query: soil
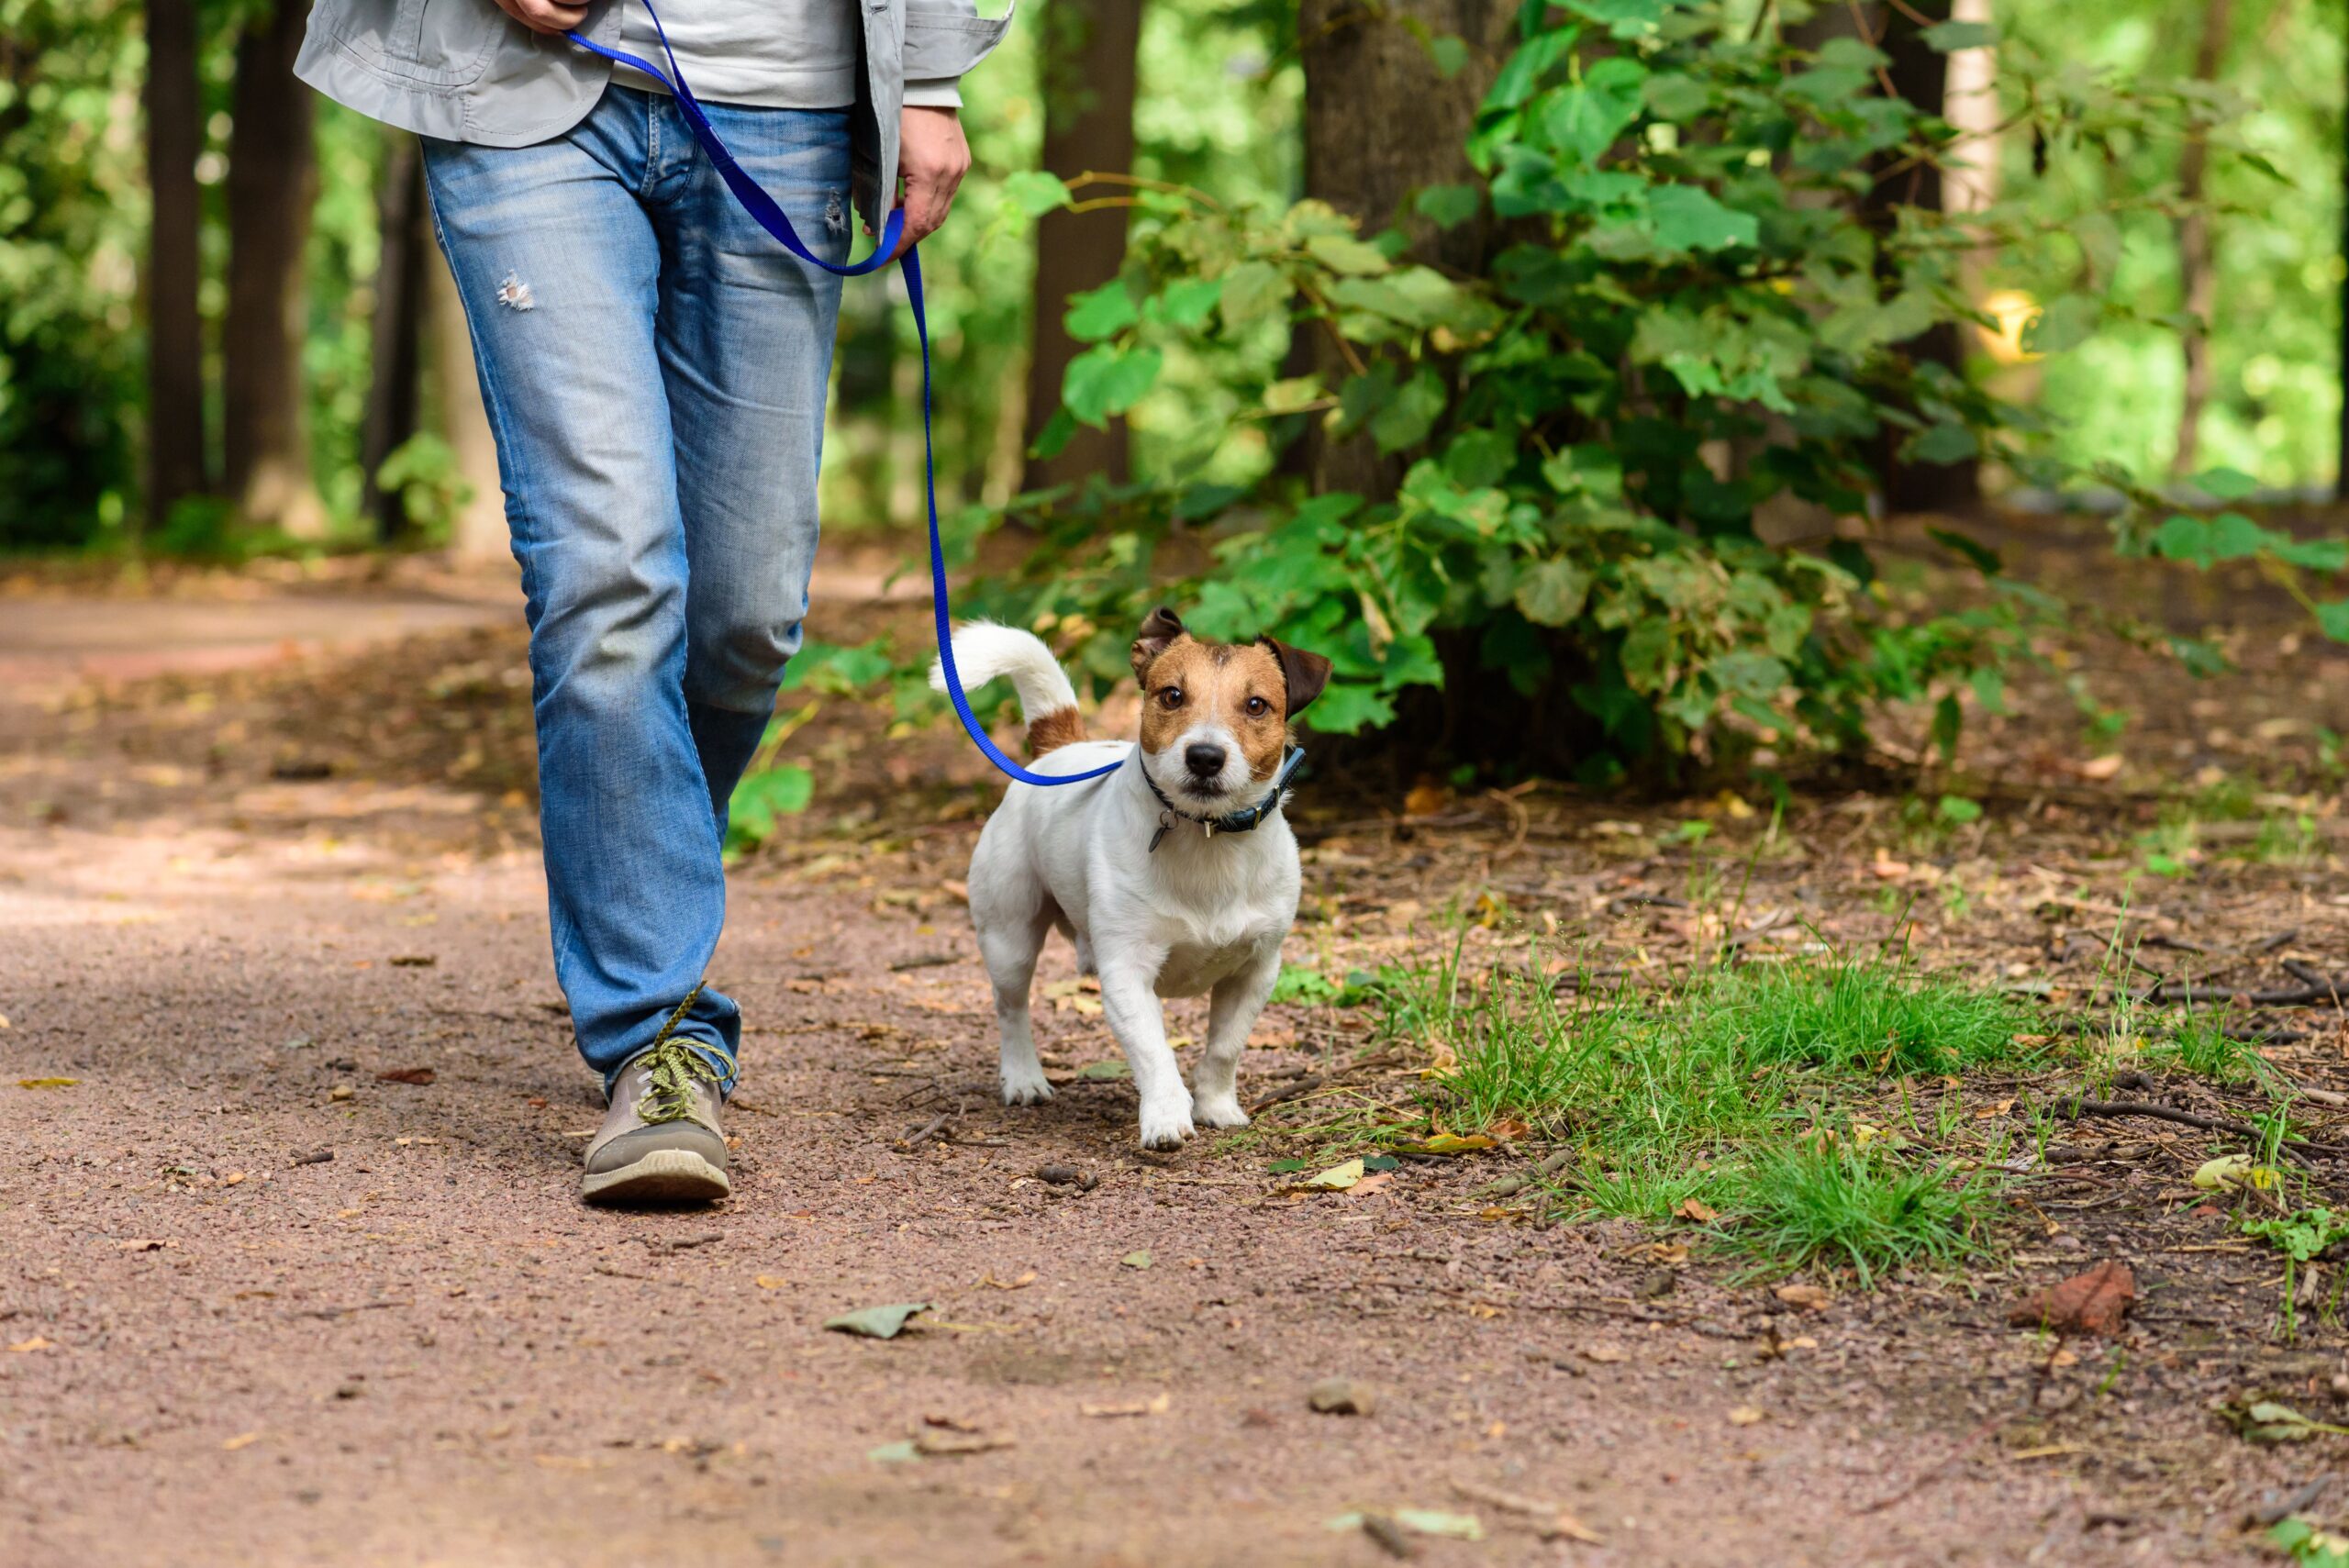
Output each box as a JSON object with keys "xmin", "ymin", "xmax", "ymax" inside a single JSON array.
[{"xmin": 5, "ymin": 555, "xmax": 2349, "ymax": 1566}]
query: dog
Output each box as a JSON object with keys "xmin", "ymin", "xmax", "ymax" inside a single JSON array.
[{"xmin": 930, "ymin": 608, "xmax": 1331, "ymax": 1149}]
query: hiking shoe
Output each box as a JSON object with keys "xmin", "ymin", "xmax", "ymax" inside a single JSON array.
[{"xmin": 582, "ymin": 1034, "xmax": 731, "ymax": 1206}]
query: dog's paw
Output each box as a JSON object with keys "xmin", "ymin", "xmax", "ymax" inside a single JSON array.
[
  {"xmin": 1000, "ymin": 1067, "xmax": 1056, "ymax": 1106},
  {"xmin": 1137, "ymin": 1097, "xmax": 1196, "ymax": 1151},
  {"xmin": 1193, "ymin": 1094, "xmax": 1250, "ymax": 1130}
]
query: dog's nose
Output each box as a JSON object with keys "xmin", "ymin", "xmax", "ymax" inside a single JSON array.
[{"xmin": 1184, "ymin": 741, "xmax": 1227, "ymax": 779}]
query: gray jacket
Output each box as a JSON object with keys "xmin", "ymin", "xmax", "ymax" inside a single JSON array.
[{"xmin": 295, "ymin": 0, "xmax": 1011, "ymax": 230}]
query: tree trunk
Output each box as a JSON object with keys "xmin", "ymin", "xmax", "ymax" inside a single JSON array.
[
  {"xmin": 1020, "ymin": 0, "xmax": 1144, "ymax": 494},
  {"xmin": 422, "ymin": 240, "xmax": 511, "ymax": 564},
  {"xmin": 2172, "ymin": 0, "xmax": 2232, "ymax": 478},
  {"xmin": 144, "ymin": 0, "xmax": 207, "ymax": 532},
  {"xmin": 362, "ymin": 137, "xmax": 428, "ymax": 541},
  {"xmin": 1297, "ymin": 0, "xmax": 1516, "ymax": 501},
  {"xmin": 1864, "ymin": 0, "xmax": 1981, "ymax": 515},
  {"xmin": 223, "ymin": 0, "xmax": 324, "ymax": 535}
]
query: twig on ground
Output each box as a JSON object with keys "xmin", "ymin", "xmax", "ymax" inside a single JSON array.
[{"xmin": 1854, "ymin": 1413, "xmax": 2003, "ymax": 1515}]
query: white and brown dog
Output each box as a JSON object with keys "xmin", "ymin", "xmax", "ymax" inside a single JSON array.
[{"xmin": 931, "ymin": 609, "xmax": 1331, "ymax": 1149}]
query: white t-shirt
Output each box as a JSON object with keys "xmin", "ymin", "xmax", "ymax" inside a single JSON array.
[{"xmin": 613, "ymin": 0, "xmax": 962, "ymax": 109}]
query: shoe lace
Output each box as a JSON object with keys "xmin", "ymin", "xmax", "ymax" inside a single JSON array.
[{"xmin": 631, "ymin": 983, "xmax": 732, "ymax": 1125}]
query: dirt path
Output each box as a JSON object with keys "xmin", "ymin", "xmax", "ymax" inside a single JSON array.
[{"xmin": 0, "ymin": 582, "xmax": 2321, "ymax": 1566}]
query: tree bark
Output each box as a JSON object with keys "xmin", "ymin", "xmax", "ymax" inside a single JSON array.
[
  {"xmin": 223, "ymin": 0, "xmax": 324, "ymax": 534},
  {"xmin": 144, "ymin": 0, "xmax": 207, "ymax": 531},
  {"xmin": 422, "ymin": 241, "xmax": 511, "ymax": 564},
  {"xmin": 362, "ymin": 137, "xmax": 428, "ymax": 541},
  {"xmin": 1020, "ymin": 0, "xmax": 1144, "ymax": 494},
  {"xmin": 2171, "ymin": 0, "xmax": 2232, "ymax": 478},
  {"xmin": 1297, "ymin": 0, "xmax": 1515, "ymax": 501},
  {"xmin": 1863, "ymin": 0, "xmax": 1981, "ymax": 515}
]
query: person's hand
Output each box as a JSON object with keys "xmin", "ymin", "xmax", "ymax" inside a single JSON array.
[
  {"xmin": 885, "ymin": 106, "xmax": 971, "ymax": 259},
  {"xmin": 494, "ymin": 0, "xmax": 584, "ymax": 36}
]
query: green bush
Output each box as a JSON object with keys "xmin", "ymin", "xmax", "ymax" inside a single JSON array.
[{"xmin": 967, "ymin": 0, "xmax": 2341, "ymax": 782}]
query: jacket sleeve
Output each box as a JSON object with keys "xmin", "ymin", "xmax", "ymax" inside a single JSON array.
[{"xmin": 901, "ymin": 0, "xmax": 1014, "ymax": 109}]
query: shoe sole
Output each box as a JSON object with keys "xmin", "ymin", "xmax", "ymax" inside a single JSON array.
[{"xmin": 581, "ymin": 1148, "xmax": 731, "ymax": 1206}]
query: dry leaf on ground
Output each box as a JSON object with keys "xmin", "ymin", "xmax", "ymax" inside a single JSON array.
[{"xmin": 2007, "ymin": 1260, "xmax": 2135, "ymax": 1338}]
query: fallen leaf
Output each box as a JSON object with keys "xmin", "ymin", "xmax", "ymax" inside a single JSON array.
[
  {"xmin": 1302, "ymin": 1159, "xmax": 1364, "ymax": 1192},
  {"xmin": 2229, "ymin": 1400, "xmax": 2349, "ymax": 1444},
  {"xmin": 754, "ymin": 1275, "xmax": 786, "ymax": 1290},
  {"xmin": 1402, "ymin": 783, "xmax": 1448, "ymax": 817},
  {"xmin": 1729, "ymin": 1406, "xmax": 1765, "ymax": 1426},
  {"xmin": 1074, "ymin": 1059, "xmax": 1128, "ymax": 1079},
  {"xmin": 375, "ymin": 1067, "xmax": 436, "ymax": 1085},
  {"xmin": 1773, "ymin": 1283, "xmax": 1831, "ymax": 1311},
  {"xmin": 389, "ymin": 954, "xmax": 438, "ymax": 968},
  {"xmin": 222, "ymin": 1432, "xmax": 262, "ymax": 1451},
  {"xmin": 979, "ymin": 1271, "xmax": 1038, "ymax": 1290},
  {"xmin": 220, "ymin": 1171, "xmax": 246, "ymax": 1187},
  {"xmin": 1120, "ymin": 1250, "xmax": 1152, "ymax": 1270},
  {"xmin": 1329, "ymin": 1509, "xmax": 1484, "ymax": 1543},
  {"xmin": 2192, "ymin": 1153, "xmax": 2277, "ymax": 1192},
  {"xmin": 867, "ymin": 1440, "xmax": 921, "ymax": 1464},
  {"xmin": 1675, "ymin": 1196, "xmax": 1719, "ymax": 1224},
  {"xmin": 17, "ymin": 1078, "xmax": 77, "ymax": 1090},
  {"xmin": 117, "ymin": 1239, "xmax": 171, "ymax": 1251},
  {"xmin": 1578, "ymin": 1344, "xmax": 1629, "ymax": 1364},
  {"xmin": 533, "ymin": 1454, "xmax": 599, "ymax": 1471},
  {"xmin": 1449, "ymin": 1478, "xmax": 1604, "ymax": 1544},
  {"xmin": 1870, "ymin": 851, "xmax": 1911, "ymax": 879},
  {"xmin": 1402, "ymin": 1133, "xmax": 1496, "ymax": 1156},
  {"xmin": 921, "ymin": 1412, "xmax": 983, "ymax": 1432},
  {"xmin": 2007, "ymin": 1260, "xmax": 2134, "ymax": 1338},
  {"xmin": 9, "ymin": 1337, "xmax": 54, "ymax": 1353},
  {"xmin": 1080, "ymin": 1392, "xmax": 1172, "ymax": 1418},
  {"xmin": 1308, "ymin": 1376, "xmax": 1376, "ymax": 1416},
  {"xmin": 2077, "ymin": 753, "xmax": 2125, "ymax": 781},
  {"xmin": 822, "ymin": 1302, "xmax": 930, "ymax": 1339},
  {"xmin": 913, "ymin": 1428, "xmax": 1015, "ymax": 1456},
  {"xmin": 1349, "ymin": 1172, "xmax": 1395, "ymax": 1198}
]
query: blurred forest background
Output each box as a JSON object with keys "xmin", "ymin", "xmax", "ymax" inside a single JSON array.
[
  {"xmin": 7, "ymin": 0, "xmax": 2349, "ymax": 787},
  {"xmin": 3, "ymin": 0, "xmax": 2341, "ymax": 554}
]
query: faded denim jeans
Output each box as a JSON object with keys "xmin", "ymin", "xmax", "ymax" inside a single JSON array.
[{"xmin": 422, "ymin": 85, "xmax": 851, "ymax": 1093}]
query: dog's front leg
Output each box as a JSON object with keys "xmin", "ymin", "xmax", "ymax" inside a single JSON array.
[
  {"xmin": 1097, "ymin": 954, "xmax": 1191, "ymax": 1150},
  {"xmin": 1194, "ymin": 943, "xmax": 1281, "ymax": 1129}
]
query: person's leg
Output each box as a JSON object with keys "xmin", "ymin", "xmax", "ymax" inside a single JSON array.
[
  {"xmin": 421, "ymin": 89, "xmax": 742, "ymax": 1093},
  {"xmin": 643, "ymin": 97, "xmax": 854, "ymax": 833}
]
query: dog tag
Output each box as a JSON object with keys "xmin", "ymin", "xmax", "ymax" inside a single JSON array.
[{"xmin": 1149, "ymin": 816, "xmax": 1171, "ymax": 853}]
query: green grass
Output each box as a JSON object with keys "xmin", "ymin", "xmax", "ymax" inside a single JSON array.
[
  {"xmin": 1370, "ymin": 941, "xmax": 2044, "ymax": 1285},
  {"xmin": 1713, "ymin": 1142, "xmax": 2001, "ymax": 1287}
]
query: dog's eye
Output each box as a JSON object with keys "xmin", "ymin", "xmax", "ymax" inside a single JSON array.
[
  {"xmin": 1158, "ymin": 686, "xmax": 1185, "ymax": 709},
  {"xmin": 1244, "ymin": 695, "xmax": 1269, "ymax": 717}
]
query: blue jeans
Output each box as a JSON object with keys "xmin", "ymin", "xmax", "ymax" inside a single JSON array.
[{"xmin": 422, "ymin": 86, "xmax": 851, "ymax": 1092}]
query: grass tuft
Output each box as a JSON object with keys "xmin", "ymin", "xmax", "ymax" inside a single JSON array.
[{"xmin": 1712, "ymin": 1143, "xmax": 1999, "ymax": 1287}]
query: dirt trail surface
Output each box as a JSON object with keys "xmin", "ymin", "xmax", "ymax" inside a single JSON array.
[{"xmin": 0, "ymin": 569, "xmax": 2337, "ymax": 1565}]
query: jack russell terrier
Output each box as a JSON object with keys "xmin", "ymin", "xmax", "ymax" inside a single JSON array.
[{"xmin": 931, "ymin": 609, "xmax": 1331, "ymax": 1149}]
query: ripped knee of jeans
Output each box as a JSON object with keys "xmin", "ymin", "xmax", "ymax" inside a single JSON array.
[
  {"xmin": 495, "ymin": 272, "xmax": 537, "ymax": 311},
  {"xmin": 823, "ymin": 191, "xmax": 846, "ymax": 238}
]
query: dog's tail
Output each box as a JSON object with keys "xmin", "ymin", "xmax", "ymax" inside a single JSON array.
[{"xmin": 930, "ymin": 622, "xmax": 1085, "ymax": 755}]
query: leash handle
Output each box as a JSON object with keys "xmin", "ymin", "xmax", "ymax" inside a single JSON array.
[{"xmin": 565, "ymin": 5, "xmax": 1121, "ymax": 787}]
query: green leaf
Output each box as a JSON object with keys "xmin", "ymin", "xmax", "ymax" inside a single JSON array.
[
  {"xmin": 1063, "ymin": 282, "xmax": 1138, "ymax": 342},
  {"xmin": 1541, "ymin": 58, "xmax": 1646, "ymax": 166},
  {"xmin": 1370, "ymin": 367, "xmax": 1447, "ymax": 453},
  {"xmin": 1416, "ymin": 183, "xmax": 1483, "ymax": 228},
  {"xmin": 1905, "ymin": 422, "xmax": 1977, "ymax": 465},
  {"xmin": 1076, "ymin": 1059, "xmax": 1130, "ymax": 1080},
  {"xmin": 1936, "ymin": 795, "xmax": 1982, "ymax": 825},
  {"xmin": 1303, "ymin": 682, "xmax": 1399, "ymax": 734},
  {"xmin": 1306, "ymin": 233, "xmax": 1392, "ymax": 276},
  {"xmin": 1563, "ymin": 0, "xmax": 1666, "ymax": 39},
  {"xmin": 2317, "ymin": 601, "xmax": 2349, "ymax": 642},
  {"xmin": 1063, "ymin": 344, "xmax": 1163, "ymax": 427},
  {"xmin": 1920, "ymin": 19, "xmax": 1997, "ymax": 50},
  {"xmin": 1646, "ymin": 184, "xmax": 1756, "ymax": 252},
  {"xmin": 1000, "ymin": 171, "xmax": 1073, "ymax": 217},
  {"xmin": 2192, "ymin": 466, "xmax": 2257, "ymax": 501},
  {"xmin": 1514, "ymin": 559, "xmax": 1592, "ymax": 627},
  {"xmin": 1147, "ymin": 275, "xmax": 1225, "ymax": 330},
  {"xmin": 1482, "ymin": 26, "xmax": 1580, "ymax": 114},
  {"xmin": 1926, "ymin": 527, "xmax": 2001, "ymax": 575},
  {"xmin": 824, "ymin": 1302, "xmax": 930, "ymax": 1340},
  {"xmin": 1218, "ymin": 261, "xmax": 1290, "ymax": 328}
]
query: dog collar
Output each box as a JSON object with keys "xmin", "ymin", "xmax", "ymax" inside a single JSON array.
[{"xmin": 1142, "ymin": 747, "xmax": 1306, "ymax": 853}]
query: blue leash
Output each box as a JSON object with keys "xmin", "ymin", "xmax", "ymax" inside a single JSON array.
[{"xmin": 567, "ymin": 4, "xmax": 1120, "ymax": 787}]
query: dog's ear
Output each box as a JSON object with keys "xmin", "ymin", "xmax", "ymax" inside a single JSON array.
[
  {"xmin": 1130, "ymin": 606, "xmax": 1187, "ymax": 680},
  {"xmin": 1259, "ymin": 636, "xmax": 1332, "ymax": 719}
]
